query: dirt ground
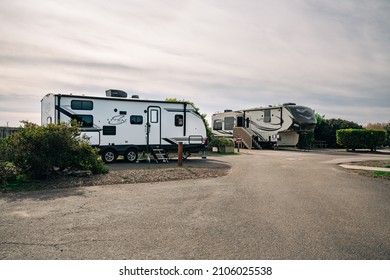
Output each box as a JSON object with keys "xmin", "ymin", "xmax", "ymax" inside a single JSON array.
[
  {"xmin": 0, "ymin": 164, "xmax": 231, "ymax": 192},
  {"xmin": 48, "ymin": 166, "xmax": 230, "ymax": 189}
]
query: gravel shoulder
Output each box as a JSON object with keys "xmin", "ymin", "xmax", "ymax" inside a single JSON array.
[
  {"xmin": 46, "ymin": 166, "xmax": 230, "ymax": 190},
  {"xmin": 1, "ymin": 157, "xmax": 231, "ymax": 192}
]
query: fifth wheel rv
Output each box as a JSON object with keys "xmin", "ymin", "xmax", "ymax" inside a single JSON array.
[
  {"xmin": 212, "ymin": 103, "xmax": 316, "ymax": 148},
  {"xmin": 41, "ymin": 90, "xmax": 207, "ymax": 163}
]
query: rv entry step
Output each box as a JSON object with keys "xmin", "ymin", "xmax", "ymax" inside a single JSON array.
[{"xmin": 151, "ymin": 148, "xmax": 169, "ymax": 163}]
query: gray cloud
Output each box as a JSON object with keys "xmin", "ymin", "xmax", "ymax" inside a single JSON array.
[{"xmin": 0, "ymin": 0, "xmax": 389, "ymax": 126}]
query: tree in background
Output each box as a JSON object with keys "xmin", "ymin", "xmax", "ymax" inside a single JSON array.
[
  {"xmin": 165, "ymin": 98, "xmax": 213, "ymax": 142},
  {"xmin": 314, "ymin": 114, "xmax": 362, "ymax": 148},
  {"xmin": 365, "ymin": 122, "xmax": 390, "ymax": 146}
]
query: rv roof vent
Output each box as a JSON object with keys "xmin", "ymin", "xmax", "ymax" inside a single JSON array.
[
  {"xmin": 224, "ymin": 109, "xmax": 233, "ymax": 112},
  {"xmin": 106, "ymin": 89, "xmax": 128, "ymax": 98},
  {"xmin": 131, "ymin": 95, "xmax": 139, "ymax": 99}
]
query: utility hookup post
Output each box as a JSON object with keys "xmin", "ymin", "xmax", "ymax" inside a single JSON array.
[
  {"xmin": 178, "ymin": 142, "xmax": 183, "ymax": 167},
  {"xmin": 236, "ymin": 137, "xmax": 242, "ymax": 153}
]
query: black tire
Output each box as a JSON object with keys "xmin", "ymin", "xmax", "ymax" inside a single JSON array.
[
  {"xmin": 102, "ymin": 149, "xmax": 117, "ymax": 163},
  {"xmin": 125, "ymin": 148, "xmax": 138, "ymax": 163}
]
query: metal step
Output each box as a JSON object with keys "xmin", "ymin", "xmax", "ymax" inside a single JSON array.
[{"xmin": 151, "ymin": 148, "xmax": 168, "ymax": 163}]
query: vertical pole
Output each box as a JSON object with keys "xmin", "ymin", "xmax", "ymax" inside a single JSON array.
[{"xmin": 178, "ymin": 142, "xmax": 183, "ymax": 167}]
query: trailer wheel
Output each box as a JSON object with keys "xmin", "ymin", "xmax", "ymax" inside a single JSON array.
[
  {"xmin": 125, "ymin": 149, "xmax": 138, "ymax": 163},
  {"xmin": 102, "ymin": 149, "xmax": 117, "ymax": 163}
]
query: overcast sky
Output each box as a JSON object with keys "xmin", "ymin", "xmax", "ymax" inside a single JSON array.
[{"xmin": 1, "ymin": 0, "xmax": 389, "ymax": 127}]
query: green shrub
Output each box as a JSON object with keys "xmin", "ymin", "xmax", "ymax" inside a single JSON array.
[
  {"xmin": 1, "ymin": 121, "xmax": 108, "ymax": 179},
  {"xmin": 336, "ymin": 129, "xmax": 387, "ymax": 151},
  {"xmin": 210, "ymin": 137, "xmax": 235, "ymax": 153},
  {"xmin": 297, "ymin": 131, "xmax": 314, "ymax": 149},
  {"xmin": 210, "ymin": 137, "xmax": 235, "ymax": 150},
  {"xmin": 314, "ymin": 115, "xmax": 362, "ymax": 148},
  {"xmin": 0, "ymin": 161, "xmax": 19, "ymax": 184}
]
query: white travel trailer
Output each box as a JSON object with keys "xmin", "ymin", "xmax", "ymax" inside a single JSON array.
[
  {"xmin": 212, "ymin": 103, "xmax": 316, "ymax": 148},
  {"xmin": 41, "ymin": 90, "xmax": 207, "ymax": 163}
]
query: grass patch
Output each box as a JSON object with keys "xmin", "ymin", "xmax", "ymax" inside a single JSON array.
[
  {"xmin": 374, "ymin": 171, "xmax": 390, "ymax": 178},
  {"xmin": 1, "ymin": 176, "xmax": 46, "ymax": 192}
]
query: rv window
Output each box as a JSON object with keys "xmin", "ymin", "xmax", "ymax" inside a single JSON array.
[
  {"xmin": 103, "ymin": 126, "xmax": 116, "ymax": 135},
  {"xmin": 72, "ymin": 115, "xmax": 93, "ymax": 127},
  {"xmin": 237, "ymin": 117, "xmax": 243, "ymax": 127},
  {"xmin": 213, "ymin": 120, "xmax": 222, "ymax": 130},
  {"xmin": 150, "ymin": 109, "xmax": 158, "ymax": 123},
  {"xmin": 175, "ymin": 115, "xmax": 183, "ymax": 127},
  {"xmin": 264, "ymin": 109, "xmax": 271, "ymax": 123},
  {"xmin": 130, "ymin": 115, "xmax": 143, "ymax": 125},
  {"xmin": 224, "ymin": 117, "xmax": 234, "ymax": 130},
  {"xmin": 71, "ymin": 100, "xmax": 93, "ymax": 110}
]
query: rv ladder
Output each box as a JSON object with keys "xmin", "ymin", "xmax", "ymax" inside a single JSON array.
[{"xmin": 151, "ymin": 148, "xmax": 169, "ymax": 163}]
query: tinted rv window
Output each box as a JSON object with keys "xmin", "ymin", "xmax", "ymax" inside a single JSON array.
[
  {"xmin": 72, "ymin": 115, "xmax": 93, "ymax": 127},
  {"xmin": 71, "ymin": 100, "xmax": 93, "ymax": 110},
  {"xmin": 213, "ymin": 120, "xmax": 222, "ymax": 130},
  {"xmin": 264, "ymin": 109, "xmax": 271, "ymax": 123},
  {"xmin": 130, "ymin": 115, "xmax": 143, "ymax": 125},
  {"xmin": 224, "ymin": 117, "xmax": 234, "ymax": 130},
  {"xmin": 175, "ymin": 115, "xmax": 183, "ymax": 126},
  {"xmin": 237, "ymin": 117, "xmax": 243, "ymax": 127},
  {"xmin": 103, "ymin": 126, "xmax": 116, "ymax": 135}
]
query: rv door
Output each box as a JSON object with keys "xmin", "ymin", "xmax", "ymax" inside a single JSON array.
[{"xmin": 146, "ymin": 106, "xmax": 161, "ymax": 147}]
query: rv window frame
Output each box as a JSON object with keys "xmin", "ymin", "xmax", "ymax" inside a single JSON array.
[
  {"xmin": 71, "ymin": 100, "xmax": 93, "ymax": 110},
  {"xmin": 213, "ymin": 120, "xmax": 223, "ymax": 130},
  {"xmin": 102, "ymin": 126, "xmax": 116, "ymax": 135},
  {"xmin": 264, "ymin": 109, "xmax": 271, "ymax": 123},
  {"xmin": 71, "ymin": 115, "xmax": 93, "ymax": 127},
  {"xmin": 175, "ymin": 114, "xmax": 184, "ymax": 127},
  {"xmin": 150, "ymin": 109, "xmax": 159, "ymax": 123},
  {"xmin": 130, "ymin": 115, "xmax": 143, "ymax": 125},
  {"xmin": 224, "ymin": 116, "xmax": 235, "ymax": 130}
]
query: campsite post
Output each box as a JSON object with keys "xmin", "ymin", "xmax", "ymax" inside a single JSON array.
[{"xmin": 178, "ymin": 142, "xmax": 183, "ymax": 167}]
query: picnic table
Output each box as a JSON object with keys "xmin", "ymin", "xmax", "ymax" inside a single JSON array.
[{"xmin": 312, "ymin": 140, "xmax": 328, "ymax": 149}]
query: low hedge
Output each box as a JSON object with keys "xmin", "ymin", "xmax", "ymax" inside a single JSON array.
[
  {"xmin": 336, "ymin": 129, "xmax": 387, "ymax": 151},
  {"xmin": 210, "ymin": 137, "xmax": 235, "ymax": 153},
  {"xmin": 0, "ymin": 121, "xmax": 108, "ymax": 180}
]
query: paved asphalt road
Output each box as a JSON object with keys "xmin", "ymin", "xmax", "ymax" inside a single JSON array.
[{"xmin": 1, "ymin": 150, "xmax": 390, "ymax": 259}]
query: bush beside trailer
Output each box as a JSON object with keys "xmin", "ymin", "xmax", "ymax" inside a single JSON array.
[{"xmin": 41, "ymin": 90, "xmax": 207, "ymax": 163}]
